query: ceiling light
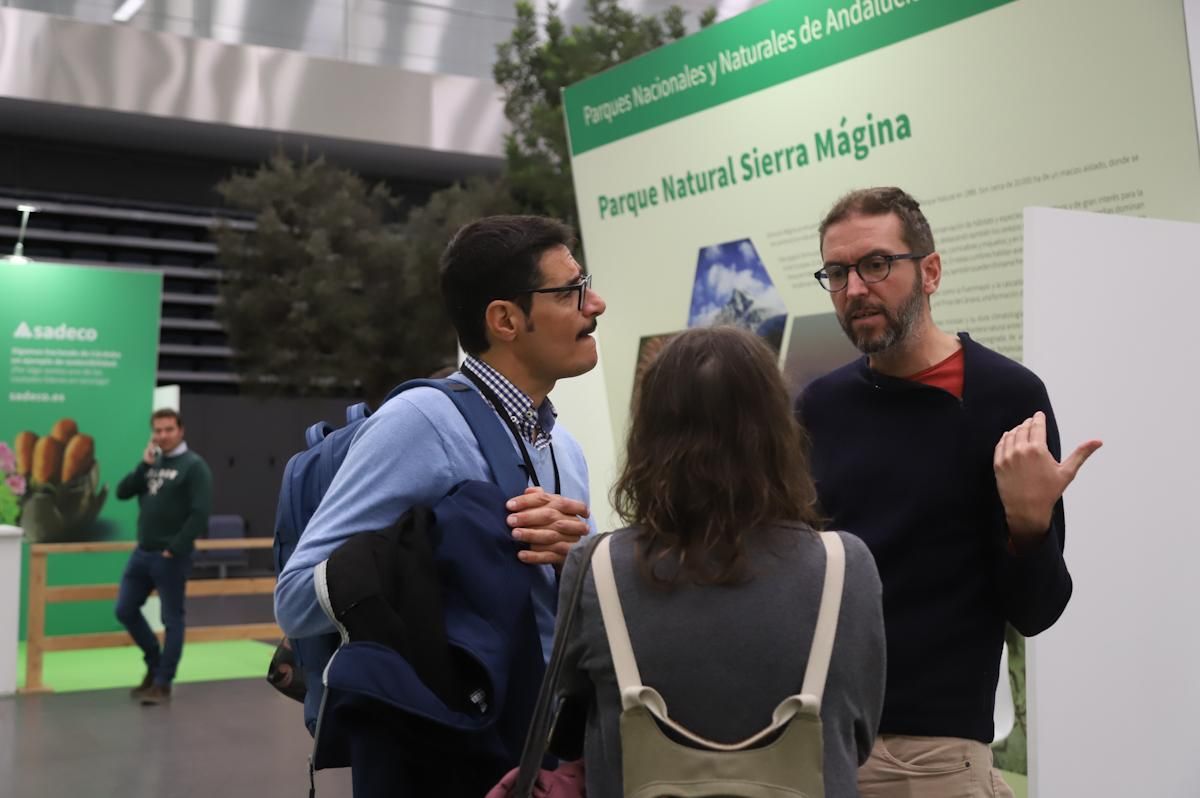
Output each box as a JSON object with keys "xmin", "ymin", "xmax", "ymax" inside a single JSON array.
[
  {"xmin": 8, "ymin": 203, "xmax": 38, "ymax": 263},
  {"xmin": 112, "ymin": 0, "xmax": 147, "ymax": 23}
]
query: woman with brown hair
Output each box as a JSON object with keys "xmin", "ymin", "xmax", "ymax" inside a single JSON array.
[{"xmin": 552, "ymin": 325, "xmax": 885, "ymax": 797}]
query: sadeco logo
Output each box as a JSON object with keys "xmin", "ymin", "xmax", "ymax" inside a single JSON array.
[{"xmin": 12, "ymin": 321, "xmax": 100, "ymax": 342}]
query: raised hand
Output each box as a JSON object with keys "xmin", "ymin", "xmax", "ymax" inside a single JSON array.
[
  {"xmin": 994, "ymin": 411, "xmax": 1102, "ymax": 541},
  {"xmin": 142, "ymin": 438, "xmax": 158, "ymax": 466}
]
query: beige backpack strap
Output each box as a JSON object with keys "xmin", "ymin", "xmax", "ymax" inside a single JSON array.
[
  {"xmin": 592, "ymin": 535, "xmax": 645, "ymax": 696},
  {"xmin": 592, "ymin": 532, "xmax": 837, "ymax": 753},
  {"xmin": 798, "ymin": 532, "xmax": 846, "ymax": 702}
]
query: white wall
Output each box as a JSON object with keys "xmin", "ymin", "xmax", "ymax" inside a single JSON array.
[{"xmin": 1023, "ymin": 208, "xmax": 1200, "ymax": 797}]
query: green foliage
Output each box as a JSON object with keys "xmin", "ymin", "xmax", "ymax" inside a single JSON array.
[
  {"xmin": 215, "ymin": 3, "xmax": 713, "ymax": 401},
  {"xmin": 0, "ymin": 486, "xmax": 18, "ymax": 526},
  {"xmin": 214, "ymin": 153, "xmax": 458, "ymax": 406},
  {"xmin": 495, "ymin": 0, "xmax": 714, "ymax": 228}
]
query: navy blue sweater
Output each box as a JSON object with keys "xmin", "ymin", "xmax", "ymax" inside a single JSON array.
[{"xmin": 798, "ymin": 333, "xmax": 1072, "ymax": 743}]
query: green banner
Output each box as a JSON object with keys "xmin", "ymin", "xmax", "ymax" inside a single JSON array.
[
  {"xmin": 1, "ymin": 261, "xmax": 161, "ymax": 636},
  {"xmin": 563, "ymin": 0, "xmax": 1015, "ymax": 156}
]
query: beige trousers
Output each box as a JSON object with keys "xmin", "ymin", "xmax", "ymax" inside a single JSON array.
[{"xmin": 858, "ymin": 735, "xmax": 1016, "ymax": 798}]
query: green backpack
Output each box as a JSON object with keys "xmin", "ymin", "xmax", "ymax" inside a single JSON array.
[{"xmin": 591, "ymin": 532, "xmax": 846, "ymax": 798}]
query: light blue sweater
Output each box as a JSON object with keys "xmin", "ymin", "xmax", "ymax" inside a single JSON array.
[{"xmin": 274, "ymin": 377, "xmax": 595, "ymax": 658}]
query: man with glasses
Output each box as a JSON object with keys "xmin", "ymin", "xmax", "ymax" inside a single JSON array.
[
  {"xmin": 275, "ymin": 214, "xmax": 605, "ymax": 794},
  {"xmin": 797, "ymin": 187, "xmax": 1101, "ymax": 798}
]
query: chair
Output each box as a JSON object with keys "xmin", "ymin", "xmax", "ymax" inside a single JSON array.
[{"xmin": 193, "ymin": 514, "xmax": 249, "ymax": 579}]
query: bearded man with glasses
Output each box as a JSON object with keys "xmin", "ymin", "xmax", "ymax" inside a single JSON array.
[{"xmin": 798, "ymin": 187, "xmax": 1102, "ymax": 798}]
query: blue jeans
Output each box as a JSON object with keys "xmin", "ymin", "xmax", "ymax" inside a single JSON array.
[{"xmin": 114, "ymin": 548, "xmax": 192, "ymax": 686}]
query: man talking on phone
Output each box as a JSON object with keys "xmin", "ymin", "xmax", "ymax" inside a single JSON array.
[{"xmin": 114, "ymin": 408, "xmax": 212, "ymax": 705}]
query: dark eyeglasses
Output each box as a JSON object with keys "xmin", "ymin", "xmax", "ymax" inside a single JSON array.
[
  {"xmin": 814, "ymin": 253, "xmax": 929, "ymax": 293},
  {"xmin": 515, "ymin": 273, "xmax": 593, "ymax": 311}
]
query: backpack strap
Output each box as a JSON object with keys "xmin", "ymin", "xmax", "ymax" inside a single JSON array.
[
  {"xmin": 305, "ymin": 421, "xmax": 333, "ymax": 449},
  {"xmin": 592, "ymin": 531, "xmax": 846, "ymax": 751},
  {"xmin": 592, "ymin": 535, "xmax": 644, "ymax": 694},
  {"xmin": 458, "ymin": 364, "xmax": 559, "ymax": 495},
  {"xmin": 316, "ymin": 429, "xmax": 341, "ymax": 492},
  {"xmin": 799, "ymin": 532, "xmax": 845, "ymax": 702},
  {"xmin": 509, "ymin": 531, "xmax": 610, "ymax": 798},
  {"xmin": 387, "ymin": 378, "xmax": 530, "ymax": 500},
  {"xmin": 344, "ymin": 402, "xmax": 370, "ymax": 424}
]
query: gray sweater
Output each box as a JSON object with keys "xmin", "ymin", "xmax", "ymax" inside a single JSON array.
[{"xmin": 555, "ymin": 524, "xmax": 886, "ymax": 798}]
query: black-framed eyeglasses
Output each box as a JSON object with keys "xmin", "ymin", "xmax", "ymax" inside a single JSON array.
[
  {"xmin": 814, "ymin": 253, "xmax": 929, "ymax": 293},
  {"xmin": 515, "ymin": 273, "xmax": 593, "ymax": 311}
]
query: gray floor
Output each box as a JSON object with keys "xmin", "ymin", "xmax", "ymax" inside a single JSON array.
[{"xmin": 0, "ymin": 679, "xmax": 353, "ymax": 798}]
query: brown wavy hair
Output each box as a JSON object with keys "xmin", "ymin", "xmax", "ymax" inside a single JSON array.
[{"xmin": 612, "ymin": 326, "xmax": 821, "ymax": 587}]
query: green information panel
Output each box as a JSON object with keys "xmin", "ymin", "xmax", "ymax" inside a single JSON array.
[
  {"xmin": 564, "ymin": 0, "xmax": 1200, "ymax": 783},
  {"xmin": 1, "ymin": 261, "xmax": 162, "ymax": 636},
  {"xmin": 565, "ymin": 0, "xmax": 1200, "ymax": 444}
]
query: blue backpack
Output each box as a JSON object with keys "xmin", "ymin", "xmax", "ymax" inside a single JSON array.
[{"xmin": 272, "ymin": 377, "xmax": 530, "ymax": 734}]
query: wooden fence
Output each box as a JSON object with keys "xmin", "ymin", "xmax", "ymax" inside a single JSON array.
[{"xmin": 23, "ymin": 537, "xmax": 280, "ymax": 693}]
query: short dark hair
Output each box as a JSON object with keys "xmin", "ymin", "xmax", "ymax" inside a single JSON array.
[
  {"xmin": 612, "ymin": 326, "xmax": 822, "ymax": 587},
  {"xmin": 150, "ymin": 408, "xmax": 182, "ymax": 427},
  {"xmin": 440, "ymin": 215, "xmax": 576, "ymax": 355},
  {"xmin": 819, "ymin": 186, "xmax": 935, "ymax": 256}
]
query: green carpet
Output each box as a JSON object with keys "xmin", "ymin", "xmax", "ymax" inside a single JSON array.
[{"xmin": 16, "ymin": 640, "xmax": 276, "ymax": 693}]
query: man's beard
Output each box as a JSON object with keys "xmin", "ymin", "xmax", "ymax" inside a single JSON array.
[{"xmin": 837, "ymin": 271, "xmax": 925, "ymax": 355}]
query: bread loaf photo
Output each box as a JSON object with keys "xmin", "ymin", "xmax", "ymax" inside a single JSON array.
[
  {"xmin": 49, "ymin": 418, "xmax": 79, "ymax": 443},
  {"xmin": 15, "ymin": 431, "xmax": 37, "ymax": 477},
  {"xmin": 61, "ymin": 434, "xmax": 96, "ymax": 484},
  {"xmin": 32, "ymin": 436, "xmax": 65, "ymax": 485}
]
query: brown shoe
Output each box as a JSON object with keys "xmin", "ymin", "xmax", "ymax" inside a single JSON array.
[
  {"xmin": 139, "ymin": 684, "xmax": 171, "ymax": 705},
  {"xmin": 129, "ymin": 671, "xmax": 155, "ymax": 699}
]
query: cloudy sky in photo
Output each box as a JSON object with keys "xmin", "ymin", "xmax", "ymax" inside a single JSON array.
[{"xmin": 688, "ymin": 239, "xmax": 788, "ymax": 327}]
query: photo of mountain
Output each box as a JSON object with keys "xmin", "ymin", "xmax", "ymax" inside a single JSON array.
[{"xmin": 687, "ymin": 238, "xmax": 788, "ymax": 353}]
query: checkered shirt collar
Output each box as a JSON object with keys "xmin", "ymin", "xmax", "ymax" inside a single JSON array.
[{"xmin": 461, "ymin": 356, "xmax": 556, "ymax": 450}]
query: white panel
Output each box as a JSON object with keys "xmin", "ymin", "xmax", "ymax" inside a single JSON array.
[
  {"xmin": 153, "ymin": 384, "xmax": 180, "ymax": 412},
  {"xmin": 1024, "ymin": 207, "xmax": 1200, "ymax": 798},
  {"xmin": 0, "ymin": 525, "xmax": 21, "ymax": 696}
]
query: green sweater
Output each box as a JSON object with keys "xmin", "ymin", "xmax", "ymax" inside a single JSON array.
[{"xmin": 116, "ymin": 449, "xmax": 212, "ymax": 556}]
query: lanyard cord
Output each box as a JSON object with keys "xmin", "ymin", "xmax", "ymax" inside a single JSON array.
[{"xmin": 459, "ymin": 364, "xmax": 561, "ymax": 495}]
